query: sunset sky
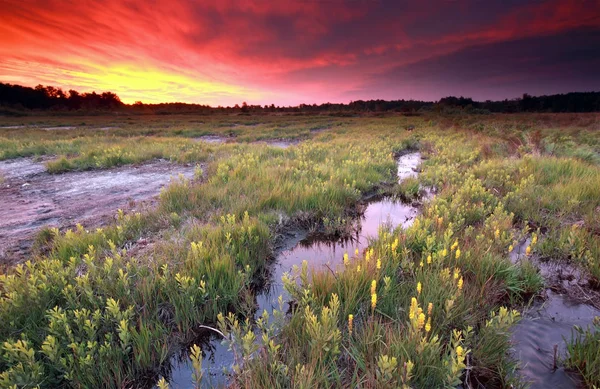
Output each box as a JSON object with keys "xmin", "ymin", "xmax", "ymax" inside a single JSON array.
[{"xmin": 1, "ymin": 0, "xmax": 599, "ymax": 106}]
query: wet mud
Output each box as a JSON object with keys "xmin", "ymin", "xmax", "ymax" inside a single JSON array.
[{"xmin": 0, "ymin": 158, "xmax": 195, "ymax": 263}]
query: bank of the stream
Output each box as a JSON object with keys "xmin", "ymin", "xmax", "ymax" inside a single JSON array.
[{"xmin": 164, "ymin": 152, "xmax": 425, "ymax": 388}]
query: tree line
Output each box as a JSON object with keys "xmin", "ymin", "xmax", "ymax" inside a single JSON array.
[
  {"xmin": 0, "ymin": 83, "xmax": 124, "ymax": 111},
  {"xmin": 1, "ymin": 82, "xmax": 599, "ymax": 114}
]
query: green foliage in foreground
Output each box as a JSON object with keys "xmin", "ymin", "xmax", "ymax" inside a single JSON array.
[
  {"xmin": 0, "ymin": 213, "xmax": 269, "ymax": 388},
  {"xmin": 565, "ymin": 318, "xmax": 600, "ymax": 387},
  {"xmin": 1, "ymin": 114, "xmax": 599, "ymax": 388}
]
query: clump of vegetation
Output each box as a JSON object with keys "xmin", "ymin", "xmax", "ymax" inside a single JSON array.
[
  {"xmin": 565, "ymin": 318, "xmax": 600, "ymax": 387},
  {"xmin": 394, "ymin": 176, "xmax": 421, "ymax": 201}
]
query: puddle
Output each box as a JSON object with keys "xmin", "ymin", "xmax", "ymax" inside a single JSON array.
[
  {"xmin": 167, "ymin": 333, "xmax": 230, "ymax": 389},
  {"xmin": 309, "ymin": 126, "xmax": 331, "ymax": 134},
  {"xmin": 192, "ymin": 137, "xmax": 299, "ymax": 149},
  {"xmin": 512, "ymin": 291, "xmax": 600, "ymax": 388},
  {"xmin": 194, "ymin": 135, "xmax": 228, "ymax": 144},
  {"xmin": 256, "ymin": 139, "xmax": 300, "ymax": 149},
  {"xmin": 396, "ymin": 152, "xmax": 421, "ymax": 180},
  {"xmin": 163, "ymin": 152, "xmax": 423, "ymax": 388},
  {"xmin": 42, "ymin": 126, "xmax": 77, "ymax": 131},
  {"xmin": 510, "ymin": 236, "xmax": 600, "ymax": 388},
  {"xmin": 0, "ymin": 159, "xmax": 195, "ymax": 263},
  {"xmin": 256, "ymin": 198, "xmax": 418, "ymax": 318}
]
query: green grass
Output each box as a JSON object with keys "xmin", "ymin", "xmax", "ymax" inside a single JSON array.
[
  {"xmin": 0, "ymin": 113, "xmax": 599, "ymax": 388},
  {"xmin": 565, "ymin": 319, "xmax": 600, "ymax": 387}
]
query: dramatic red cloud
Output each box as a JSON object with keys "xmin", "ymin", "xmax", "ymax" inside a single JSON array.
[{"xmin": 1, "ymin": 0, "xmax": 599, "ymax": 105}]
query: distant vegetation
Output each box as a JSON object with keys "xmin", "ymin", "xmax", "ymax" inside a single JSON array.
[
  {"xmin": 0, "ymin": 83, "xmax": 124, "ymax": 112},
  {"xmin": 1, "ymin": 82, "xmax": 600, "ymax": 115}
]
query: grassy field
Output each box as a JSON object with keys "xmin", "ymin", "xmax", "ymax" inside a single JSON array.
[{"xmin": 0, "ymin": 113, "xmax": 599, "ymax": 388}]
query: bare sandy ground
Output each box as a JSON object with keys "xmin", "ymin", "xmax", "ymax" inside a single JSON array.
[{"xmin": 0, "ymin": 158, "xmax": 194, "ymax": 263}]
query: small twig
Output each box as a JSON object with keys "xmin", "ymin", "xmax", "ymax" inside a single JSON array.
[
  {"xmin": 324, "ymin": 264, "xmax": 339, "ymax": 281},
  {"xmin": 197, "ymin": 324, "xmax": 226, "ymax": 338},
  {"xmin": 552, "ymin": 344, "xmax": 558, "ymax": 371},
  {"xmin": 464, "ymin": 353, "xmax": 472, "ymax": 388}
]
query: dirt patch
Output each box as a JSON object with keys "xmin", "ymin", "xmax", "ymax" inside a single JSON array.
[
  {"xmin": 0, "ymin": 158, "xmax": 48, "ymax": 179},
  {"xmin": 255, "ymin": 139, "xmax": 301, "ymax": 148},
  {"xmin": 0, "ymin": 158, "xmax": 195, "ymax": 264},
  {"xmin": 42, "ymin": 126, "xmax": 78, "ymax": 131},
  {"xmin": 309, "ymin": 126, "xmax": 331, "ymax": 134},
  {"xmin": 193, "ymin": 135, "xmax": 230, "ymax": 144}
]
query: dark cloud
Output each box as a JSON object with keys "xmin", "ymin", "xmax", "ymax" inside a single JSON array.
[{"xmin": 359, "ymin": 28, "xmax": 600, "ymax": 100}]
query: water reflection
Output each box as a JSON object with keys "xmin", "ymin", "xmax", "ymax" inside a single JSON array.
[{"xmin": 163, "ymin": 152, "xmax": 423, "ymax": 388}]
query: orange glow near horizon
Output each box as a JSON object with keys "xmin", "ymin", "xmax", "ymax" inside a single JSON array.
[
  {"xmin": 1, "ymin": 0, "xmax": 599, "ymax": 106},
  {"xmin": 2, "ymin": 59, "xmax": 264, "ymax": 105}
]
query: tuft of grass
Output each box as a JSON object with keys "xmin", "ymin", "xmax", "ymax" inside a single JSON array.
[
  {"xmin": 394, "ymin": 176, "xmax": 421, "ymax": 201},
  {"xmin": 565, "ymin": 319, "xmax": 600, "ymax": 387}
]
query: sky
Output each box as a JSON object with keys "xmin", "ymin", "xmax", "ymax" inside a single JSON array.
[{"xmin": 1, "ymin": 0, "xmax": 599, "ymax": 106}]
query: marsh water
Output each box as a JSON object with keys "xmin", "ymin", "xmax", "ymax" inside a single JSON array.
[
  {"xmin": 195, "ymin": 135, "xmax": 300, "ymax": 149},
  {"xmin": 164, "ymin": 152, "xmax": 424, "ymax": 388},
  {"xmin": 512, "ymin": 291, "xmax": 599, "ymax": 388},
  {"xmin": 510, "ymin": 238, "xmax": 600, "ymax": 388}
]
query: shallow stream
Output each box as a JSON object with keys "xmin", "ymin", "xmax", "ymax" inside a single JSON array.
[
  {"xmin": 510, "ymin": 238, "xmax": 600, "ymax": 388},
  {"xmin": 165, "ymin": 152, "xmax": 424, "ymax": 388}
]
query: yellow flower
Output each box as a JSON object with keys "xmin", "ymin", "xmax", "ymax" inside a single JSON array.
[
  {"xmin": 442, "ymin": 249, "xmax": 447, "ymax": 257},
  {"xmin": 457, "ymin": 277, "xmax": 463, "ymax": 290},
  {"xmin": 451, "ymin": 240, "xmax": 458, "ymax": 251},
  {"xmin": 365, "ymin": 248, "xmax": 373, "ymax": 263},
  {"xmin": 417, "ymin": 313, "xmax": 425, "ymax": 330},
  {"xmin": 348, "ymin": 314, "xmax": 354, "ymax": 335},
  {"xmin": 355, "ymin": 248, "xmax": 359, "ymax": 256},
  {"xmin": 525, "ymin": 246, "xmax": 531, "ymax": 256},
  {"xmin": 409, "ymin": 297, "xmax": 418, "ymax": 319},
  {"xmin": 376, "ymin": 258, "xmax": 381, "ymax": 270},
  {"xmin": 371, "ymin": 293, "xmax": 377, "ymax": 311},
  {"xmin": 508, "ymin": 244, "xmax": 513, "ymax": 253},
  {"xmin": 531, "ymin": 234, "xmax": 538, "ymax": 245},
  {"xmin": 425, "ymin": 316, "xmax": 431, "ymax": 332},
  {"xmin": 437, "ymin": 216, "xmax": 443, "ymax": 226},
  {"xmin": 456, "ymin": 345, "xmax": 464, "ymax": 358},
  {"xmin": 343, "ymin": 253, "xmax": 349, "ymax": 266},
  {"xmin": 417, "ymin": 282, "xmax": 422, "ymax": 295},
  {"xmin": 453, "ymin": 268, "xmax": 460, "ymax": 280},
  {"xmin": 371, "ymin": 280, "xmax": 377, "ymax": 296},
  {"xmin": 427, "ymin": 255, "xmax": 432, "ymax": 264},
  {"xmin": 357, "ymin": 265, "xmax": 361, "ymax": 273},
  {"xmin": 391, "ymin": 238, "xmax": 399, "ymax": 252},
  {"xmin": 494, "ymin": 228, "xmax": 500, "ymax": 239},
  {"xmin": 427, "ymin": 302, "xmax": 433, "ymax": 316},
  {"xmin": 419, "ymin": 261, "xmax": 424, "ymax": 268},
  {"xmin": 455, "ymin": 248, "xmax": 461, "ymax": 259}
]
